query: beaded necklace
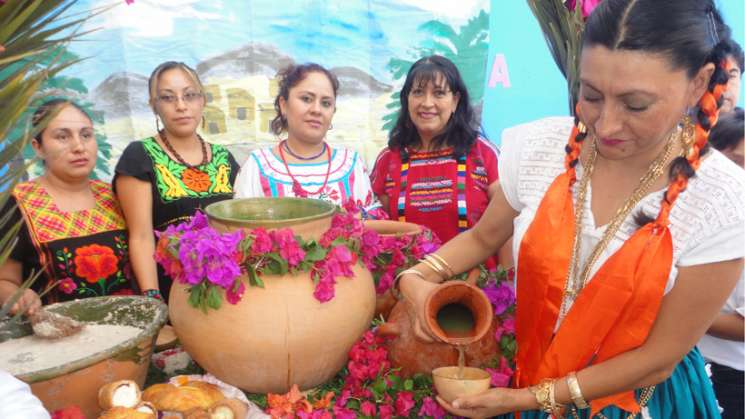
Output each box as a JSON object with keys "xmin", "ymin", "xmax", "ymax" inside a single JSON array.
[
  {"xmin": 277, "ymin": 143, "xmax": 333, "ymax": 196},
  {"xmin": 397, "ymin": 148, "xmax": 468, "ymax": 232},
  {"xmin": 159, "ymin": 130, "xmax": 208, "ymax": 168},
  {"xmin": 281, "ymin": 139, "xmax": 327, "ymax": 161}
]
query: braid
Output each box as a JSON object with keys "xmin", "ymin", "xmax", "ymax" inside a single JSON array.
[
  {"xmin": 655, "ymin": 52, "xmax": 730, "ymax": 226},
  {"xmin": 565, "ymin": 105, "xmax": 589, "ymax": 183}
]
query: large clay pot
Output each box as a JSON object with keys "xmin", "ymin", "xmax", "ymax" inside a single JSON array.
[
  {"xmin": 170, "ymin": 198, "xmax": 376, "ymax": 394},
  {"xmin": 362, "ymin": 220, "xmax": 423, "ymax": 319},
  {"xmin": 378, "ymin": 275, "xmax": 498, "ymax": 377},
  {"xmin": 0, "ymin": 296, "xmax": 167, "ymax": 418}
]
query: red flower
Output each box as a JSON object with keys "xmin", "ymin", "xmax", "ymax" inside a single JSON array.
[
  {"xmin": 51, "ymin": 405, "xmax": 86, "ymax": 419},
  {"xmin": 74, "ymin": 244, "xmax": 118, "ymax": 283},
  {"xmin": 395, "ymin": 391, "xmax": 415, "ymax": 416},
  {"xmin": 58, "ymin": 278, "xmax": 77, "ymax": 295}
]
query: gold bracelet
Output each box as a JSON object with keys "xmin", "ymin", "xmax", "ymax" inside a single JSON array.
[
  {"xmin": 566, "ymin": 372, "xmax": 589, "ymax": 409},
  {"xmin": 392, "ymin": 268, "xmax": 425, "ymax": 300},
  {"xmin": 548, "ymin": 379, "xmax": 565, "ymax": 418},
  {"xmin": 419, "ymin": 257, "xmax": 447, "ymax": 280},
  {"xmin": 528, "ymin": 379, "xmax": 553, "ymax": 413},
  {"xmin": 426, "ymin": 253, "xmax": 454, "ymax": 277}
]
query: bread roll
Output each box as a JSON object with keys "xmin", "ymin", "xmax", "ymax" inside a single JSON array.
[
  {"xmin": 184, "ymin": 381, "xmax": 225, "ymax": 405},
  {"xmin": 142, "ymin": 383, "xmax": 176, "ymax": 403},
  {"xmin": 98, "ymin": 380, "xmax": 141, "ymax": 410},
  {"xmin": 183, "ymin": 407, "xmax": 211, "ymax": 419},
  {"xmin": 135, "ymin": 401, "xmax": 158, "ymax": 416},
  {"xmin": 209, "ymin": 398, "xmax": 248, "ymax": 419},
  {"xmin": 98, "ymin": 406, "xmax": 154, "ymax": 419}
]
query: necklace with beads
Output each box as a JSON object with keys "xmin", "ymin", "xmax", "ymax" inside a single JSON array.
[
  {"xmin": 281, "ymin": 139, "xmax": 327, "ymax": 161},
  {"xmin": 159, "ymin": 129, "xmax": 208, "ymax": 168},
  {"xmin": 277, "ymin": 141, "xmax": 332, "ymax": 196}
]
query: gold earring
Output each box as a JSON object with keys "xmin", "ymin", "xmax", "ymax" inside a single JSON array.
[
  {"xmin": 680, "ymin": 115, "xmax": 696, "ymax": 158},
  {"xmin": 328, "ymin": 123, "xmax": 333, "ymax": 130},
  {"xmin": 577, "ymin": 121, "xmax": 588, "ymax": 134}
]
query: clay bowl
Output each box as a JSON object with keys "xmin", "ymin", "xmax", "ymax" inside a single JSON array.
[
  {"xmin": 432, "ymin": 366, "xmax": 491, "ymax": 403},
  {"xmin": 0, "ymin": 296, "xmax": 167, "ymax": 418}
]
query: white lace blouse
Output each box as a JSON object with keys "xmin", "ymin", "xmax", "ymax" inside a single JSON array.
[{"xmin": 499, "ymin": 117, "xmax": 745, "ymax": 317}]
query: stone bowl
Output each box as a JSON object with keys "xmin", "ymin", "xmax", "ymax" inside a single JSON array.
[
  {"xmin": 432, "ymin": 366, "xmax": 491, "ymax": 403},
  {"xmin": 0, "ymin": 296, "xmax": 167, "ymax": 417}
]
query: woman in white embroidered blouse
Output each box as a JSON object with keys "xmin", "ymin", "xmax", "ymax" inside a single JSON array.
[
  {"xmin": 233, "ymin": 63, "xmax": 386, "ymax": 219},
  {"xmin": 395, "ymin": 1, "xmax": 744, "ymax": 418}
]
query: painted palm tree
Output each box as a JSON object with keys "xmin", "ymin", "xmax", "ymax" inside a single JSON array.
[
  {"xmin": 0, "ymin": 0, "xmax": 98, "ymax": 318},
  {"xmin": 383, "ymin": 10, "xmax": 490, "ymax": 131}
]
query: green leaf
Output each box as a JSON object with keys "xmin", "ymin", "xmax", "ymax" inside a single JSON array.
[
  {"xmin": 404, "ymin": 378, "xmax": 414, "ymax": 391},
  {"xmin": 266, "ymin": 253, "xmax": 289, "ymax": 275},
  {"xmin": 188, "ymin": 284, "xmax": 203, "ymax": 309},
  {"xmin": 304, "ymin": 242, "xmax": 328, "ymax": 262},
  {"xmin": 206, "ymin": 286, "xmax": 222, "ymax": 310}
]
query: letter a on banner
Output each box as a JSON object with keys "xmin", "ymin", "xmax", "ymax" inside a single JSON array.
[{"xmin": 488, "ymin": 54, "xmax": 511, "ymax": 88}]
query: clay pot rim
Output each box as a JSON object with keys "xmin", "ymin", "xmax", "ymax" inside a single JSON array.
[
  {"xmin": 424, "ymin": 281, "xmax": 494, "ymax": 345},
  {"xmin": 1, "ymin": 296, "xmax": 167, "ymax": 383},
  {"xmin": 362, "ymin": 220, "xmax": 423, "ymax": 236},
  {"xmin": 205, "ymin": 197, "xmax": 337, "ymax": 228},
  {"xmin": 432, "ymin": 366, "xmax": 491, "ymax": 381}
]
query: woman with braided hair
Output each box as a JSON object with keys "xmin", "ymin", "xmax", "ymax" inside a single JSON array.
[{"xmin": 395, "ymin": 0, "xmax": 744, "ymax": 418}]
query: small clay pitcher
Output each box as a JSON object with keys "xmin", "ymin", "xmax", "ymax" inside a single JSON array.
[{"xmin": 377, "ymin": 270, "xmax": 498, "ymax": 377}]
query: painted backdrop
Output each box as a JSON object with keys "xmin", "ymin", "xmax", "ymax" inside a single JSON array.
[
  {"xmin": 13, "ymin": 0, "xmax": 744, "ymax": 182},
  {"xmin": 21, "ymin": 0, "xmax": 490, "ymax": 181}
]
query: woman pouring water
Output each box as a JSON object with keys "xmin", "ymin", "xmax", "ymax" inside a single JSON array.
[{"xmin": 394, "ymin": 0, "xmax": 744, "ymax": 417}]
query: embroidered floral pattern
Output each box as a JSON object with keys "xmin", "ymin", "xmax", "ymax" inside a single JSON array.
[
  {"xmin": 74, "ymin": 244, "xmax": 118, "ymax": 283},
  {"xmin": 142, "ymin": 137, "xmax": 235, "ymax": 202}
]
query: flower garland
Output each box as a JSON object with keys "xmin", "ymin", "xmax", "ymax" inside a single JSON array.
[
  {"xmin": 155, "ymin": 202, "xmax": 377, "ymax": 312},
  {"xmin": 154, "ymin": 201, "xmax": 443, "ymax": 313}
]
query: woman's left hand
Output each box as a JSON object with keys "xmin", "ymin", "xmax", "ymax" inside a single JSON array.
[{"xmin": 436, "ymin": 387, "xmax": 536, "ymax": 418}]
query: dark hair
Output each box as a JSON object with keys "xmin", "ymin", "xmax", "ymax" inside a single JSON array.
[
  {"xmin": 576, "ymin": 0, "xmax": 732, "ymax": 226},
  {"xmin": 388, "ymin": 55, "xmax": 478, "ymax": 159},
  {"xmin": 148, "ymin": 61, "xmax": 204, "ymax": 109},
  {"xmin": 31, "ymin": 98, "xmax": 91, "ymax": 144},
  {"xmin": 721, "ymin": 38, "xmax": 744, "ymax": 74},
  {"xmin": 270, "ymin": 63, "xmax": 340, "ymax": 136},
  {"xmin": 710, "ymin": 107, "xmax": 744, "ymax": 151}
]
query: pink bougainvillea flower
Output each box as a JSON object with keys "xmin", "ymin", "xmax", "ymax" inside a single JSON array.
[
  {"xmin": 565, "ymin": 0, "xmax": 602, "ymax": 19},
  {"xmin": 495, "ymin": 315, "xmax": 516, "ymax": 341},
  {"xmin": 418, "ymin": 396, "xmax": 447, "ymax": 419},
  {"xmin": 225, "ymin": 279, "xmax": 245, "ymax": 304},
  {"xmin": 394, "ymin": 391, "xmax": 415, "ymax": 416},
  {"xmin": 251, "ymin": 228, "xmax": 273, "ymax": 253},
  {"xmin": 486, "ymin": 356, "xmax": 514, "ymax": 387},
  {"xmin": 483, "ymin": 281, "xmax": 515, "ymax": 316},
  {"xmin": 360, "ymin": 400, "xmax": 376, "ymax": 416},
  {"xmin": 125, "ymin": 0, "xmax": 135, "ymax": 4}
]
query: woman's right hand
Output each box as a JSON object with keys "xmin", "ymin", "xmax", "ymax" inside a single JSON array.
[
  {"xmin": 399, "ymin": 273, "xmax": 440, "ymax": 342},
  {"xmin": 8, "ymin": 288, "xmax": 42, "ymax": 317}
]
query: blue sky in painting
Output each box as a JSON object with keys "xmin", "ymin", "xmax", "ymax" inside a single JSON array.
[{"xmin": 68, "ymin": 0, "xmax": 480, "ymax": 88}]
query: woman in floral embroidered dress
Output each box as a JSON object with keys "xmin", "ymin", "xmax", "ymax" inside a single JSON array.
[
  {"xmin": 114, "ymin": 61, "xmax": 239, "ymax": 303},
  {"xmin": 370, "ymin": 55, "xmax": 501, "ymax": 267},
  {"xmin": 397, "ymin": 1, "xmax": 743, "ymax": 418},
  {"xmin": 0, "ymin": 99, "xmax": 135, "ymax": 316},
  {"xmin": 233, "ymin": 63, "xmax": 386, "ymax": 219}
]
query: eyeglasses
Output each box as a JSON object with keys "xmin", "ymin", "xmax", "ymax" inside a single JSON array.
[{"xmin": 157, "ymin": 91, "xmax": 203, "ymax": 105}]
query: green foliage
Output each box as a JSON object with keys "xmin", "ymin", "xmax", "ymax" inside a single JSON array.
[
  {"xmin": 526, "ymin": 0, "xmax": 586, "ymax": 112},
  {"xmin": 382, "ymin": 10, "xmax": 490, "ymax": 132}
]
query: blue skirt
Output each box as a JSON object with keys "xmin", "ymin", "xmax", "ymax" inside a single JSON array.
[{"xmin": 499, "ymin": 349, "xmax": 720, "ymax": 419}]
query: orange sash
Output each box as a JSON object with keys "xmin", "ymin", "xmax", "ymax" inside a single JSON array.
[{"xmin": 515, "ymin": 171, "xmax": 672, "ymax": 415}]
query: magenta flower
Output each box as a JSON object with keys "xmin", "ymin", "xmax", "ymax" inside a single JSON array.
[
  {"xmin": 483, "ymin": 281, "xmax": 515, "ymax": 315},
  {"xmin": 394, "ymin": 391, "xmax": 415, "ymax": 416},
  {"xmin": 418, "ymin": 396, "xmax": 447, "ymax": 419},
  {"xmin": 565, "ymin": 0, "xmax": 601, "ymax": 19},
  {"xmin": 125, "ymin": 0, "xmax": 134, "ymax": 4},
  {"xmin": 225, "ymin": 279, "xmax": 245, "ymax": 305},
  {"xmin": 332, "ymin": 405, "xmax": 356, "ymax": 419},
  {"xmin": 378, "ymin": 404, "xmax": 394, "ymax": 419},
  {"xmin": 58, "ymin": 278, "xmax": 77, "ymax": 295},
  {"xmin": 271, "ymin": 229, "xmax": 305, "ymax": 267},
  {"xmin": 360, "ymin": 401, "xmax": 376, "ymax": 416},
  {"xmin": 495, "ymin": 315, "xmax": 516, "ymax": 341},
  {"xmin": 251, "ymin": 228, "xmax": 273, "ymax": 253},
  {"xmin": 486, "ymin": 356, "xmax": 514, "ymax": 387}
]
